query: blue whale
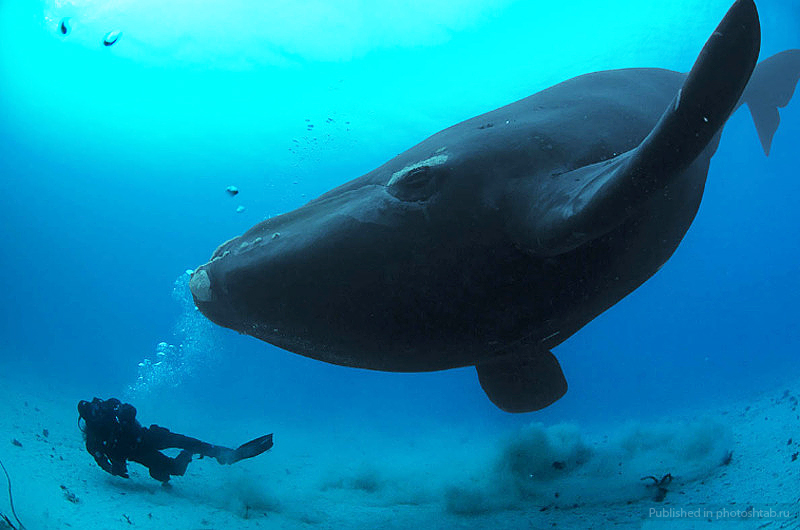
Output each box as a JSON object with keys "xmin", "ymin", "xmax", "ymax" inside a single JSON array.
[{"xmin": 190, "ymin": 0, "xmax": 799, "ymax": 412}]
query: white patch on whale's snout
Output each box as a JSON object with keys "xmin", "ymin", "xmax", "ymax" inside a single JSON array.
[
  {"xmin": 189, "ymin": 269, "xmax": 212, "ymax": 302},
  {"xmin": 388, "ymin": 153, "xmax": 448, "ymax": 186}
]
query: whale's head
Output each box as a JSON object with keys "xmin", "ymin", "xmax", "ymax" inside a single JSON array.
[{"xmin": 189, "ymin": 127, "xmax": 529, "ymax": 370}]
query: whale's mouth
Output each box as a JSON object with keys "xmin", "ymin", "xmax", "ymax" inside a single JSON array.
[{"xmin": 189, "ymin": 268, "xmax": 212, "ymax": 302}]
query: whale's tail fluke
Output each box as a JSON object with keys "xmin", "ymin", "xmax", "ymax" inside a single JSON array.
[{"xmin": 743, "ymin": 49, "xmax": 800, "ymax": 156}]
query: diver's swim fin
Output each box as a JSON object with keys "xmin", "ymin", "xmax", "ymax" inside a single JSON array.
[{"xmin": 217, "ymin": 434, "xmax": 273, "ymax": 465}]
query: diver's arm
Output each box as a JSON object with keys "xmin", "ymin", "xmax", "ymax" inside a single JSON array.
[
  {"xmin": 110, "ymin": 458, "xmax": 129, "ymax": 479},
  {"xmin": 87, "ymin": 439, "xmax": 128, "ymax": 477},
  {"xmin": 86, "ymin": 437, "xmax": 113, "ymax": 475}
]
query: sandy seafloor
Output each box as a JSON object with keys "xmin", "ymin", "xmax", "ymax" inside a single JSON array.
[{"xmin": 0, "ymin": 366, "xmax": 798, "ymax": 530}]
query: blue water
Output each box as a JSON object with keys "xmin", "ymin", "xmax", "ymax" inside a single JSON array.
[{"xmin": 0, "ymin": 0, "xmax": 799, "ymax": 524}]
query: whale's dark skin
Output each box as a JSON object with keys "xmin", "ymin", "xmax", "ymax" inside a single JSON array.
[{"xmin": 190, "ymin": 0, "xmax": 800, "ymax": 412}]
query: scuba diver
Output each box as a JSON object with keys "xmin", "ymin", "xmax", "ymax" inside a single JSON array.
[{"xmin": 77, "ymin": 397, "xmax": 273, "ymax": 483}]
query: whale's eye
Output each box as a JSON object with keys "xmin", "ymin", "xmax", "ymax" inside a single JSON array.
[{"xmin": 388, "ymin": 166, "xmax": 436, "ymax": 201}]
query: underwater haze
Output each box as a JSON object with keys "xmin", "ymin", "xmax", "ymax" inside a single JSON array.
[{"xmin": 1, "ymin": 0, "xmax": 799, "ymax": 528}]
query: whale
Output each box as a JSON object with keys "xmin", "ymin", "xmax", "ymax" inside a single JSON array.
[{"xmin": 189, "ymin": 0, "xmax": 800, "ymax": 412}]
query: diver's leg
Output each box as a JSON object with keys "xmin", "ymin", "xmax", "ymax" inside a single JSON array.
[
  {"xmin": 130, "ymin": 448, "xmax": 191, "ymax": 483},
  {"xmin": 145, "ymin": 425, "xmax": 230, "ymax": 458},
  {"xmin": 143, "ymin": 426, "xmax": 272, "ymax": 466}
]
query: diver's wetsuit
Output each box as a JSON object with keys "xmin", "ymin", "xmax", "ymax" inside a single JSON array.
[{"xmin": 78, "ymin": 398, "xmax": 272, "ymax": 483}]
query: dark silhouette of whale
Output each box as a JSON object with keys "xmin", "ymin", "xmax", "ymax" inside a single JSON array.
[{"xmin": 190, "ymin": 0, "xmax": 799, "ymax": 412}]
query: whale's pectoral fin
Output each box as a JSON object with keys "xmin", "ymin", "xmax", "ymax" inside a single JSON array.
[
  {"xmin": 476, "ymin": 350, "xmax": 567, "ymax": 413},
  {"xmin": 510, "ymin": 0, "xmax": 761, "ymax": 257},
  {"xmin": 742, "ymin": 49, "xmax": 800, "ymax": 156}
]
